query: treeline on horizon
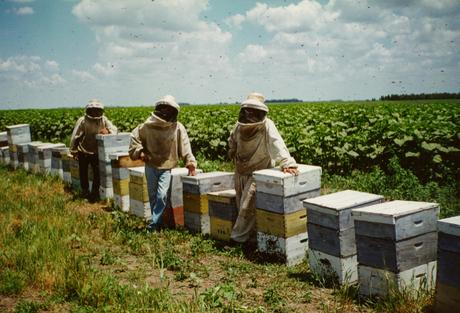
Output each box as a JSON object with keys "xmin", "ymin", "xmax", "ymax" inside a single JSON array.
[{"xmin": 380, "ymin": 92, "xmax": 460, "ymax": 100}]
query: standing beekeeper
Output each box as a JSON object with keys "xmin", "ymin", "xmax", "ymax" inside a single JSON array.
[
  {"xmin": 70, "ymin": 99, "xmax": 118, "ymax": 202},
  {"xmin": 129, "ymin": 95, "xmax": 197, "ymax": 232},
  {"xmin": 229, "ymin": 92, "xmax": 299, "ymax": 244}
]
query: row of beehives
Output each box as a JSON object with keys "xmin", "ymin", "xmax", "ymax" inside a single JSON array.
[{"xmin": 1, "ymin": 125, "xmax": 459, "ymax": 310}]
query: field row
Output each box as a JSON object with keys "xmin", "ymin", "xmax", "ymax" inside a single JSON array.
[{"xmin": 0, "ymin": 100, "xmax": 459, "ymax": 182}]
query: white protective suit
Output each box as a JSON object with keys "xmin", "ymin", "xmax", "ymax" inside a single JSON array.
[
  {"xmin": 228, "ymin": 117, "xmax": 297, "ymax": 243},
  {"xmin": 129, "ymin": 113, "xmax": 197, "ymax": 170}
]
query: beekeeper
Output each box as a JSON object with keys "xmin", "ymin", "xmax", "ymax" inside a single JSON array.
[
  {"xmin": 70, "ymin": 99, "xmax": 118, "ymax": 202},
  {"xmin": 229, "ymin": 92, "xmax": 299, "ymax": 244},
  {"xmin": 129, "ymin": 95, "xmax": 197, "ymax": 231}
]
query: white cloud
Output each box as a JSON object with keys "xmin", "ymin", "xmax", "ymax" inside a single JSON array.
[
  {"xmin": 9, "ymin": 0, "xmax": 35, "ymax": 3},
  {"xmin": 0, "ymin": 56, "xmax": 66, "ymax": 88},
  {"xmin": 15, "ymin": 6, "xmax": 34, "ymax": 15},
  {"xmin": 72, "ymin": 69, "xmax": 96, "ymax": 81},
  {"xmin": 224, "ymin": 14, "xmax": 245, "ymax": 29},
  {"xmin": 242, "ymin": 1, "xmax": 338, "ymax": 33},
  {"xmin": 70, "ymin": 0, "xmax": 234, "ymax": 102}
]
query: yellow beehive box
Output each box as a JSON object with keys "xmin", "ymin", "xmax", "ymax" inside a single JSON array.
[
  {"xmin": 113, "ymin": 179, "xmax": 129, "ymax": 196},
  {"xmin": 129, "ymin": 182, "xmax": 149, "ymax": 202},
  {"xmin": 210, "ymin": 217, "xmax": 233, "ymax": 241},
  {"xmin": 256, "ymin": 208, "xmax": 307, "ymax": 238},
  {"xmin": 183, "ymin": 193, "xmax": 208, "ymax": 214}
]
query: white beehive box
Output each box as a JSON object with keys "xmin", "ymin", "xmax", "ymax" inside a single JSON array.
[
  {"xmin": 182, "ymin": 171, "xmax": 234, "ymax": 195},
  {"xmin": 435, "ymin": 215, "xmax": 460, "ymax": 313},
  {"xmin": 359, "ymin": 261, "xmax": 437, "ymax": 297},
  {"xmin": 257, "ymin": 231, "xmax": 309, "ymax": 266},
  {"xmin": 353, "ymin": 200, "xmax": 439, "ymax": 273},
  {"xmin": 308, "ymin": 249, "xmax": 358, "ymax": 284},
  {"xmin": 6, "ymin": 124, "xmax": 31, "ymax": 144},
  {"xmin": 253, "ymin": 164, "xmax": 321, "ymax": 197},
  {"xmin": 304, "ymin": 190, "xmax": 384, "ymax": 258}
]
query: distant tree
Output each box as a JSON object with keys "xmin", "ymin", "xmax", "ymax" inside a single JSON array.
[
  {"xmin": 380, "ymin": 92, "xmax": 460, "ymax": 100},
  {"xmin": 266, "ymin": 98, "xmax": 303, "ymax": 103}
]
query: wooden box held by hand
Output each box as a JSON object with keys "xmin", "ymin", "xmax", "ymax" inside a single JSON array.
[
  {"xmin": 252, "ymin": 164, "xmax": 321, "ymax": 197},
  {"xmin": 96, "ymin": 133, "xmax": 130, "ymax": 162},
  {"xmin": 435, "ymin": 215, "xmax": 460, "ymax": 313},
  {"xmin": 182, "ymin": 172, "xmax": 234, "ymax": 195}
]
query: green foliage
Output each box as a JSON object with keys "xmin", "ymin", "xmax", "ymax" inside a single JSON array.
[
  {"xmin": 323, "ymin": 157, "xmax": 460, "ymax": 218},
  {"xmin": 0, "ymin": 268, "xmax": 27, "ymax": 295},
  {"xmin": 13, "ymin": 300, "xmax": 47, "ymax": 313},
  {"xmin": 1, "ymin": 100, "xmax": 458, "ymax": 183}
]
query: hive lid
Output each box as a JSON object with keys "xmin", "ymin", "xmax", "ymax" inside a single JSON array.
[
  {"xmin": 207, "ymin": 189, "xmax": 236, "ymax": 198},
  {"xmin": 181, "ymin": 171, "xmax": 233, "ymax": 184},
  {"xmin": 253, "ymin": 164, "xmax": 321, "ymax": 181},
  {"xmin": 438, "ymin": 215, "xmax": 460, "ymax": 236},
  {"xmin": 303, "ymin": 190, "xmax": 384, "ymax": 213},
  {"xmin": 128, "ymin": 166, "xmax": 145, "ymax": 176},
  {"xmin": 352, "ymin": 200, "xmax": 439, "ymax": 224}
]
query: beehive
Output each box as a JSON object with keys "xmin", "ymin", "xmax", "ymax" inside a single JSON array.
[
  {"xmin": 353, "ymin": 200, "xmax": 439, "ymax": 296},
  {"xmin": 37, "ymin": 143, "xmax": 66, "ymax": 174},
  {"xmin": 208, "ymin": 189, "xmax": 237, "ymax": 241},
  {"xmin": 182, "ymin": 172, "xmax": 234, "ymax": 234},
  {"xmin": 253, "ymin": 164, "xmax": 322, "ymax": 266},
  {"xmin": 303, "ymin": 190, "xmax": 384, "ymax": 284},
  {"xmin": 96, "ymin": 133, "xmax": 130, "ymax": 199},
  {"xmin": 50, "ymin": 147, "xmax": 70, "ymax": 179},
  {"xmin": 435, "ymin": 215, "xmax": 460, "ymax": 313},
  {"xmin": 128, "ymin": 167, "xmax": 150, "ymax": 220}
]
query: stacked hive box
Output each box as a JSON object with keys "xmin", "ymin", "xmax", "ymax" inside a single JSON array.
[
  {"xmin": 253, "ymin": 164, "xmax": 322, "ymax": 266},
  {"xmin": 435, "ymin": 215, "xmax": 460, "ymax": 313},
  {"xmin": 0, "ymin": 132, "xmax": 7, "ymax": 147},
  {"xmin": 110, "ymin": 153, "xmax": 144, "ymax": 212},
  {"xmin": 163, "ymin": 167, "xmax": 203, "ymax": 228},
  {"xmin": 129, "ymin": 167, "xmax": 150, "ymax": 220},
  {"xmin": 0, "ymin": 132, "xmax": 8, "ymax": 164},
  {"xmin": 353, "ymin": 201, "xmax": 439, "ymax": 297},
  {"xmin": 0, "ymin": 146, "xmax": 9, "ymax": 164},
  {"xmin": 303, "ymin": 190, "xmax": 384, "ymax": 284},
  {"xmin": 70, "ymin": 157, "xmax": 93, "ymax": 191},
  {"xmin": 182, "ymin": 172, "xmax": 234, "ymax": 234},
  {"xmin": 6, "ymin": 124, "xmax": 31, "ymax": 169},
  {"xmin": 37, "ymin": 143, "xmax": 66, "ymax": 174},
  {"xmin": 50, "ymin": 147, "xmax": 70, "ymax": 179},
  {"xmin": 96, "ymin": 133, "xmax": 130, "ymax": 199},
  {"xmin": 28, "ymin": 142, "xmax": 49, "ymax": 173},
  {"xmin": 16, "ymin": 141, "xmax": 42, "ymax": 170},
  {"xmin": 208, "ymin": 189, "xmax": 238, "ymax": 241},
  {"xmin": 61, "ymin": 153, "xmax": 73, "ymax": 184}
]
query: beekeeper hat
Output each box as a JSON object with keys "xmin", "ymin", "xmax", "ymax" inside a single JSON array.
[
  {"xmin": 155, "ymin": 95, "xmax": 180, "ymax": 111},
  {"xmin": 86, "ymin": 99, "xmax": 104, "ymax": 110},
  {"xmin": 247, "ymin": 92, "xmax": 265, "ymax": 103},
  {"xmin": 241, "ymin": 98, "xmax": 269, "ymax": 112}
]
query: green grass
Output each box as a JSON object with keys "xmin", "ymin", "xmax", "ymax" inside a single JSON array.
[{"xmin": 0, "ymin": 163, "xmax": 452, "ymax": 312}]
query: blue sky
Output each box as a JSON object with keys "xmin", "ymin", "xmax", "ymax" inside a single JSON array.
[{"xmin": 1, "ymin": 0, "xmax": 459, "ymax": 109}]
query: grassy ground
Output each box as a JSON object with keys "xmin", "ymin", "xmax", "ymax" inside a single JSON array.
[{"xmin": 0, "ymin": 163, "xmax": 450, "ymax": 313}]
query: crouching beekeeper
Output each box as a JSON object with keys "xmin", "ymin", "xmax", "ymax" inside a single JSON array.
[
  {"xmin": 70, "ymin": 99, "xmax": 118, "ymax": 202},
  {"xmin": 229, "ymin": 92, "xmax": 299, "ymax": 244},
  {"xmin": 129, "ymin": 95, "xmax": 197, "ymax": 231}
]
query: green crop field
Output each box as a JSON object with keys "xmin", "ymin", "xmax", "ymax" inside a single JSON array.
[
  {"xmin": 1, "ymin": 99, "xmax": 459, "ymax": 312},
  {"xmin": 1, "ymin": 99, "xmax": 459, "ymax": 182}
]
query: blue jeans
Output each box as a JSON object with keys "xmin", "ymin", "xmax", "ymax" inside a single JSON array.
[{"xmin": 145, "ymin": 165, "xmax": 172, "ymax": 228}]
